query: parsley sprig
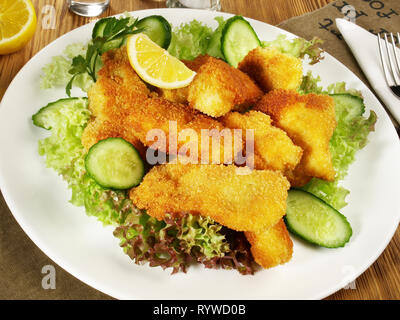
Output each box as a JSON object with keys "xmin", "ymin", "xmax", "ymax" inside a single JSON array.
[{"xmin": 66, "ymin": 17, "xmax": 142, "ymax": 96}]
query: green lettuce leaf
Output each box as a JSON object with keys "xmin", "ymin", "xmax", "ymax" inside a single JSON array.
[
  {"xmin": 40, "ymin": 43, "xmax": 93, "ymax": 92},
  {"xmin": 205, "ymin": 17, "xmax": 227, "ymax": 59},
  {"xmin": 262, "ymin": 35, "xmax": 324, "ymax": 64},
  {"xmin": 38, "ymin": 98, "xmax": 90, "ymax": 175},
  {"xmin": 114, "ymin": 211, "xmax": 230, "ymax": 273},
  {"xmin": 175, "ymin": 214, "xmax": 229, "ymax": 258},
  {"xmin": 114, "ymin": 210, "xmax": 256, "ymax": 274},
  {"xmin": 299, "ymin": 71, "xmax": 323, "ymax": 94},
  {"xmin": 36, "ymin": 98, "xmax": 128, "ymax": 225},
  {"xmin": 168, "ymin": 20, "xmax": 213, "ymax": 60}
]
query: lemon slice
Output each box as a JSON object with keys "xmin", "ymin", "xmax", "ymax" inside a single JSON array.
[
  {"xmin": 0, "ymin": 0, "xmax": 37, "ymax": 55},
  {"xmin": 127, "ymin": 33, "xmax": 196, "ymax": 89}
]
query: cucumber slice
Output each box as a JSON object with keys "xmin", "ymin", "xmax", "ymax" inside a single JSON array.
[
  {"xmin": 136, "ymin": 15, "xmax": 172, "ymax": 49},
  {"xmin": 85, "ymin": 138, "xmax": 145, "ymax": 190},
  {"xmin": 221, "ymin": 16, "xmax": 261, "ymax": 67},
  {"xmin": 285, "ymin": 189, "xmax": 352, "ymax": 248},
  {"xmin": 32, "ymin": 97, "xmax": 88, "ymax": 130},
  {"xmin": 331, "ymin": 94, "xmax": 365, "ymax": 123}
]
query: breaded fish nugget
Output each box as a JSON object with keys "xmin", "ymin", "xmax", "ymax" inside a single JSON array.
[
  {"xmin": 130, "ymin": 164, "xmax": 290, "ymax": 233},
  {"xmin": 82, "ymin": 47, "xmax": 150, "ymax": 157},
  {"xmin": 187, "ymin": 56, "xmax": 262, "ymax": 117},
  {"xmin": 245, "ymin": 220, "xmax": 293, "ymax": 269},
  {"xmin": 221, "ymin": 111, "xmax": 303, "ymax": 173},
  {"xmin": 255, "ymin": 90, "xmax": 336, "ymax": 185},
  {"xmin": 88, "ymin": 47, "xmax": 150, "ymax": 120},
  {"xmin": 124, "ymin": 97, "xmax": 242, "ymax": 164},
  {"xmin": 239, "ymin": 47, "xmax": 303, "ymax": 92},
  {"xmin": 157, "ymin": 55, "xmax": 213, "ymax": 104}
]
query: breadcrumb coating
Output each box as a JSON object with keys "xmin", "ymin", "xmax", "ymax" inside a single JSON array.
[
  {"xmin": 82, "ymin": 48, "xmax": 149, "ymax": 156},
  {"xmin": 130, "ymin": 164, "xmax": 290, "ymax": 233},
  {"xmin": 157, "ymin": 86, "xmax": 189, "ymax": 104},
  {"xmin": 81, "ymin": 118, "xmax": 147, "ymax": 158},
  {"xmin": 187, "ymin": 55, "xmax": 263, "ymax": 117},
  {"xmin": 157, "ymin": 55, "xmax": 222, "ymax": 105},
  {"xmin": 221, "ymin": 110, "xmax": 303, "ymax": 173},
  {"xmin": 255, "ymin": 89, "xmax": 336, "ymax": 185},
  {"xmin": 88, "ymin": 47, "xmax": 150, "ymax": 120},
  {"xmin": 245, "ymin": 219, "xmax": 293, "ymax": 269},
  {"xmin": 161, "ymin": 55, "xmax": 263, "ymax": 117},
  {"xmin": 239, "ymin": 47, "xmax": 303, "ymax": 92},
  {"xmin": 124, "ymin": 97, "xmax": 242, "ymax": 164}
]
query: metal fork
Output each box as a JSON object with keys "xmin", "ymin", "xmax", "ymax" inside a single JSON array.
[{"xmin": 378, "ymin": 33, "xmax": 400, "ymax": 98}]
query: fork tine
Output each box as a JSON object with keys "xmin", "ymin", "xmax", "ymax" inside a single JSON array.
[
  {"xmin": 384, "ymin": 33, "xmax": 400, "ymax": 86},
  {"xmin": 389, "ymin": 33, "xmax": 400, "ymax": 77},
  {"xmin": 378, "ymin": 33, "xmax": 393, "ymax": 87}
]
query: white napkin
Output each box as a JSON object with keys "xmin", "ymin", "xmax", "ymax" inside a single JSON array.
[{"xmin": 336, "ymin": 18, "xmax": 400, "ymax": 124}]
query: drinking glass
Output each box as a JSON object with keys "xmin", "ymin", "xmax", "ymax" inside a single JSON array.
[
  {"xmin": 166, "ymin": 0, "xmax": 221, "ymax": 11},
  {"xmin": 67, "ymin": 0, "xmax": 110, "ymax": 17}
]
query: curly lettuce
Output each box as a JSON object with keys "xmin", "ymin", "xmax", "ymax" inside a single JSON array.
[
  {"xmin": 168, "ymin": 20, "xmax": 213, "ymax": 60},
  {"xmin": 114, "ymin": 210, "xmax": 256, "ymax": 274},
  {"xmin": 114, "ymin": 211, "xmax": 227, "ymax": 273},
  {"xmin": 37, "ymin": 98, "xmax": 90, "ymax": 176},
  {"xmin": 36, "ymin": 99, "xmax": 129, "ymax": 225},
  {"xmin": 40, "ymin": 43, "xmax": 93, "ymax": 92},
  {"xmin": 205, "ymin": 16, "xmax": 227, "ymax": 59},
  {"xmin": 262, "ymin": 35, "xmax": 324, "ymax": 64},
  {"xmin": 166, "ymin": 17, "xmax": 228, "ymax": 61}
]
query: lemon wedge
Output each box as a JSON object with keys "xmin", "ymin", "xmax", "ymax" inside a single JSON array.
[
  {"xmin": 127, "ymin": 33, "xmax": 196, "ymax": 89},
  {"xmin": 0, "ymin": 0, "xmax": 37, "ymax": 55}
]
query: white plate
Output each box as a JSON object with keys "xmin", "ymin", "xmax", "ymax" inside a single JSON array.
[{"xmin": 0, "ymin": 9, "xmax": 399, "ymax": 300}]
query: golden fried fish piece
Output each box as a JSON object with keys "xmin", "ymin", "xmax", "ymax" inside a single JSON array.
[
  {"xmin": 156, "ymin": 55, "xmax": 215, "ymax": 104},
  {"xmin": 187, "ymin": 55, "xmax": 263, "ymax": 117},
  {"xmin": 254, "ymin": 89, "xmax": 336, "ymax": 186},
  {"xmin": 82, "ymin": 47, "xmax": 150, "ymax": 156},
  {"xmin": 221, "ymin": 110, "xmax": 303, "ymax": 173},
  {"xmin": 245, "ymin": 220, "xmax": 293, "ymax": 269},
  {"xmin": 239, "ymin": 47, "xmax": 303, "ymax": 92},
  {"xmin": 159, "ymin": 55, "xmax": 263, "ymax": 117},
  {"xmin": 130, "ymin": 164, "xmax": 290, "ymax": 233},
  {"xmin": 87, "ymin": 47, "xmax": 150, "ymax": 120},
  {"xmin": 157, "ymin": 86, "xmax": 189, "ymax": 104}
]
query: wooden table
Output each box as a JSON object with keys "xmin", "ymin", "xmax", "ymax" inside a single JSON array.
[{"xmin": 0, "ymin": 0, "xmax": 399, "ymax": 300}]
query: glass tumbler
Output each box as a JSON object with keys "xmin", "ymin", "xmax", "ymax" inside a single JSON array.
[
  {"xmin": 67, "ymin": 0, "xmax": 110, "ymax": 17},
  {"xmin": 166, "ymin": 0, "xmax": 221, "ymax": 11}
]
